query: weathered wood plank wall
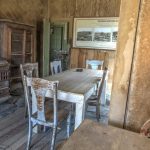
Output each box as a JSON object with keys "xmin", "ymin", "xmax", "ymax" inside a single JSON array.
[
  {"xmin": 70, "ymin": 48, "xmax": 115, "ymax": 82},
  {"xmin": 110, "ymin": 0, "xmax": 150, "ymax": 132},
  {"xmin": 0, "ymin": 0, "xmax": 48, "ymax": 25},
  {"xmin": 1, "ymin": 0, "xmax": 150, "ymax": 132},
  {"xmin": 0, "ymin": 0, "xmax": 121, "ymax": 81},
  {"xmin": 109, "ymin": 0, "xmax": 140, "ymax": 129},
  {"xmin": 49, "ymin": 0, "xmax": 121, "ymax": 18},
  {"xmin": 49, "ymin": 0, "xmax": 121, "ymax": 81},
  {"xmin": 125, "ymin": 0, "xmax": 150, "ymax": 132}
]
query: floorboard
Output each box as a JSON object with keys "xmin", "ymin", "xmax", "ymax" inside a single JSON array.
[{"xmin": 0, "ymin": 95, "xmax": 109, "ymax": 150}]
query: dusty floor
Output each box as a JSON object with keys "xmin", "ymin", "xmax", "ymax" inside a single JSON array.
[
  {"xmin": 0, "ymin": 88, "xmax": 110, "ymax": 149},
  {"xmin": 0, "ymin": 91, "xmax": 110, "ymax": 124}
]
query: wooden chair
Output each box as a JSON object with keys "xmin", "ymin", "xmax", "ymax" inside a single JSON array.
[
  {"xmin": 20, "ymin": 63, "xmax": 39, "ymax": 78},
  {"xmin": 20, "ymin": 63, "xmax": 39, "ymax": 117},
  {"xmin": 86, "ymin": 67, "xmax": 108, "ymax": 121},
  {"xmin": 86, "ymin": 59, "xmax": 107, "ymax": 105},
  {"xmin": 50, "ymin": 60, "xmax": 62, "ymax": 75},
  {"xmin": 140, "ymin": 119, "xmax": 150, "ymax": 137},
  {"xmin": 23, "ymin": 76, "xmax": 71, "ymax": 150},
  {"xmin": 86, "ymin": 60, "xmax": 104, "ymax": 70}
]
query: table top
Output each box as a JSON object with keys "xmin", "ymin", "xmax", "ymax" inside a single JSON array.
[
  {"xmin": 60, "ymin": 119, "xmax": 150, "ymax": 150},
  {"xmin": 44, "ymin": 69, "xmax": 102, "ymax": 95}
]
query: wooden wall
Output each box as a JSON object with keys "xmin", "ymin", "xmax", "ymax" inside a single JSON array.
[
  {"xmin": 49, "ymin": 0, "xmax": 121, "ymax": 18},
  {"xmin": 110, "ymin": 0, "xmax": 150, "ymax": 132},
  {"xmin": 0, "ymin": 0, "xmax": 48, "ymax": 25},
  {"xmin": 109, "ymin": 0, "xmax": 140, "ymax": 129},
  {"xmin": 125, "ymin": 0, "xmax": 150, "ymax": 132},
  {"xmin": 49, "ymin": 0, "xmax": 121, "ymax": 39},
  {"xmin": 70, "ymin": 48, "xmax": 115, "ymax": 82},
  {"xmin": 49, "ymin": 0, "xmax": 121, "ymax": 82}
]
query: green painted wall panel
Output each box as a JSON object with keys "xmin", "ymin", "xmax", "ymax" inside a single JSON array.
[{"xmin": 42, "ymin": 19, "xmax": 50, "ymax": 77}]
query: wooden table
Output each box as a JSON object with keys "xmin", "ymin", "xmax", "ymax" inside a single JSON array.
[
  {"xmin": 44, "ymin": 69, "xmax": 103, "ymax": 129},
  {"xmin": 60, "ymin": 119, "xmax": 150, "ymax": 150}
]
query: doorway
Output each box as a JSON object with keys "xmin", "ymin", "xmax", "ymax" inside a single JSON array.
[{"xmin": 50, "ymin": 22, "xmax": 69, "ymax": 71}]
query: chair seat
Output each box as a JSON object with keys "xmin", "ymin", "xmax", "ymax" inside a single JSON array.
[
  {"xmin": 45, "ymin": 101, "xmax": 71, "ymax": 121},
  {"xmin": 87, "ymin": 94, "xmax": 98, "ymax": 106},
  {"xmin": 24, "ymin": 77, "xmax": 72, "ymax": 150},
  {"xmin": 32, "ymin": 100, "xmax": 71, "ymax": 123},
  {"xmin": 87, "ymin": 99, "xmax": 98, "ymax": 106},
  {"xmin": 88, "ymin": 94, "xmax": 97, "ymax": 100}
]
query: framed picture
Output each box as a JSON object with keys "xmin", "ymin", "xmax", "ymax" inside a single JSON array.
[{"xmin": 73, "ymin": 17, "xmax": 119, "ymax": 50}]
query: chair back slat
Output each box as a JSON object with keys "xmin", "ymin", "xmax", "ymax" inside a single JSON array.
[
  {"xmin": 20, "ymin": 63, "xmax": 39, "ymax": 78},
  {"xmin": 20, "ymin": 63, "xmax": 39, "ymax": 92},
  {"xmin": 50, "ymin": 60, "xmax": 62, "ymax": 75},
  {"xmin": 25, "ymin": 76, "xmax": 59, "ymax": 123},
  {"xmin": 86, "ymin": 60, "xmax": 104, "ymax": 70},
  {"xmin": 97, "ymin": 67, "xmax": 108, "ymax": 100}
]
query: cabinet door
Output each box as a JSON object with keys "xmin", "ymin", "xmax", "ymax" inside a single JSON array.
[
  {"xmin": 10, "ymin": 28, "xmax": 24, "ymax": 79},
  {"xmin": 11, "ymin": 29, "xmax": 24, "ymax": 65},
  {"xmin": 25, "ymin": 31, "xmax": 33, "ymax": 63}
]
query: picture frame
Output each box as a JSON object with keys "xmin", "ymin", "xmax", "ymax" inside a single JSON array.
[{"xmin": 73, "ymin": 17, "xmax": 119, "ymax": 50}]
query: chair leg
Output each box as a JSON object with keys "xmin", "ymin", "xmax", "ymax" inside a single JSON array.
[
  {"xmin": 26, "ymin": 120, "xmax": 32, "ymax": 150},
  {"xmin": 96, "ymin": 102, "xmax": 100, "ymax": 122},
  {"xmin": 67, "ymin": 112, "xmax": 71, "ymax": 138},
  {"xmin": 85, "ymin": 100, "xmax": 89, "ymax": 113},
  {"xmin": 50, "ymin": 126, "xmax": 57, "ymax": 150},
  {"xmin": 43, "ymin": 126, "xmax": 47, "ymax": 132},
  {"xmin": 25, "ymin": 105, "xmax": 28, "ymax": 118}
]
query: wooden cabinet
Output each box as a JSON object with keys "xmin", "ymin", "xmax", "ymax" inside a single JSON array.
[{"xmin": 0, "ymin": 20, "xmax": 36, "ymax": 82}]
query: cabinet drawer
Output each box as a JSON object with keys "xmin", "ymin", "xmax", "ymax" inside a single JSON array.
[
  {"xmin": 11, "ymin": 55, "xmax": 23, "ymax": 65},
  {"xmin": 0, "ymin": 81, "xmax": 9, "ymax": 88},
  {"xmin": 0, "ymin": 87, "xmax": 9, "ymax": 97},
  {"xmin": 11, "ymin": 29, "xmax": 24, "ymax": 41}
]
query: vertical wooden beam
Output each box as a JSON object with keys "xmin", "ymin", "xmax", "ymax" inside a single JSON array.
[
  {"xmin": 109, "ymin": 0, "xmax": 141, "ymax": 128},
  {"xmin": 125, "ymin": 0, "xmax": 150, "ymax": 132},
  {"xmin": 42, "ymin": 18, "xmax": 50, "ymax": 77}
]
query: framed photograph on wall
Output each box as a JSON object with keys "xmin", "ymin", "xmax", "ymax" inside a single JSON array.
[{"xmin": 73, "ymin": 17, "xmax": 119, "ymax": 50}]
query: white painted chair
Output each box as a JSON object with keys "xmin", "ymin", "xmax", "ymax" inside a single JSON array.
[
  {"xmin": 50, "ymin": 60, "xmax": 62, "ymax": 75},
  {"xmin": 20, "ymin": 63, "xmax": 39, "ymax": 117},
  {"xmin": 86, "ymin": 59, "xmax": 108, "ymax": 106},
  {"xmin": 86, "ymin": 60, "xmax": 104, "ymax": 70},
  {"xmin": 23, "ymin": 77, "xmax": 72, "ymax": 150},
  {"xmin": 86, "ymin": 67, "xmax": 108, "ymax": 121},
  {"xmin": 140, "ymin": 119, "xmax": 150, "ymax": 137}
]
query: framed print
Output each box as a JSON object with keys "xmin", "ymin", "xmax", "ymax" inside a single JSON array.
[{"xmin": 73, "ymin": 17, "xmax": 119, "ymax": 50}]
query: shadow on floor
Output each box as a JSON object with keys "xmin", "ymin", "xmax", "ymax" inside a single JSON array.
[{"xmin": 0, "ymin": 92, "xmax": 110, "ymax": 149}]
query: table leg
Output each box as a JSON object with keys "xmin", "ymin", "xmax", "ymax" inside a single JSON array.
[
  {"xmin": 31, "ymin": 89, "xmax": 38, "ymax": 133},
  {"xmin": 74, "ymin": 100, "xmax": 84, "ymax": 130},
  {"xmin": 101, "ymin": 80, "xmax": 106, "ymax": 105}
]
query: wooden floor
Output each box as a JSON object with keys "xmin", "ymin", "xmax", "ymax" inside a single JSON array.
[
  {"xmin": 0, "ymin": 94, "xmax": 109, "ymax": 150},
  {"xmin": 0, "ymin": 107, "xmax": 69, "ymax": 150}
]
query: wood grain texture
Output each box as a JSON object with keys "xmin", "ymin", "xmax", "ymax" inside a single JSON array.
[
  {"xmin": 75, "ymin": 0, "xmax": 120, "ymax": 17},
  {"xmin": 125, "ymin": 0, "xmax": 150, "ymax": 132},
  {"xmin": 49, "ymin": 0, "xmax": 121, "ymax": 18},
  {"xmin": 0, "ymin": 0, "xmax": 48, "ymax": 25},
  {"xmin": 44, "ymin": 69, "xmax": 103, "ymax": 94},
  {"xmin": 109, "ymin": 0, "xmax": 140, "ymax": 128},
  {"xmin": 70, "ymin": 48, "xmax": 115, "ymax": 82},
  {"xmin": 0, "ymin": 0, "xmax": 120, "ymax": 84},
  {"xmin": 48, "ymin": 0, "xmax": 121, "ymax": 84},
  {"xmin": 0, "ymin": 107, "xmax": 68, "ymax": 150},
  {"xmin": 60, "ymin": 119, "xmax": 150, "ymax": 150}
]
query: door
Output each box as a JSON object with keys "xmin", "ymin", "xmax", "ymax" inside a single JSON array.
[
  {"xmin": 42, "ymin": 19, "xmax": 50, "ymax": 77},
  {"xmin": 50, "ymin": 25, "xmax": 63, "ymax": 60},
  {"xmin": 50, "ymin": 22, "xmax": 69, "ymax": 70}
]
